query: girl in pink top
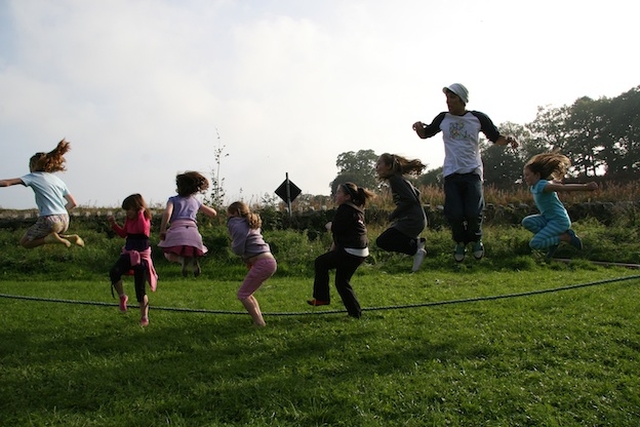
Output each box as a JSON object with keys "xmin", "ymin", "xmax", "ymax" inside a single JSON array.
[
  {"xmin": 158, "ymin": 171, "xmax": 217, "ymax": 277},
  {"xmin": 107, "ymin": 194, "xmax": 158, "ymax": 327}
]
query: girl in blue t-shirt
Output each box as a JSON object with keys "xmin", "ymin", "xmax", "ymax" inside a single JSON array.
[
  {"xmin": 522, "ymin": 152, "xmax": 598, "ymax": 258},
  {"xmin": 0, "ymin": 139, "xmax": 84, "ymax": 249}
]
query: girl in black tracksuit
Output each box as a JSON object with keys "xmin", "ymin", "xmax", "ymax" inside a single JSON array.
[{"xmin": 307, "ymin": 182, "xmax": 374, "ymax": 318}]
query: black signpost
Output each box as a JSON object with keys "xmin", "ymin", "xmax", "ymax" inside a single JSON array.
[{"xmin": 275, "ymin": 173, "xmax": 301, "ymax": 216}]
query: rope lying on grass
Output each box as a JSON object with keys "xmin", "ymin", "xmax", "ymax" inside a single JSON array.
[{"xmin": 1, "ymin": 273, "xmax": 639, "ymax": 316}]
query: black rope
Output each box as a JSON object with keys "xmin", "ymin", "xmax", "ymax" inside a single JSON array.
[{"xmin": 1, "ymin": 274, "xmax": 639, "ymax": 316}]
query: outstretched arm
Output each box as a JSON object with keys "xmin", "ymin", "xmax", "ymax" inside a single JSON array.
[
  {"xmin": 412, "ymin": 122, "xmax": 428, "ymax": 138},
  {"xmin": 495, "ymin": 135, "xmax": 519, "ymax": 149},
  {"xmin": 544, "ymin": 181, "xmax": 598, "ymax": 193},
  {"xmin": 0, "ymin": 178, "xmax": 24, "ymax": 187},
  {"xmin": 199, "ymin": 204, "xmax": 217, "ymax": 218}
]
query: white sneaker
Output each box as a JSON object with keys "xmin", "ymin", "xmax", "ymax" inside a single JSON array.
[
  {"xmin": 412, "ymin": 238, "xmax": 426, "ymax": 272},
  {"xmin": 454, "ymin": 243, "xmax": 466, "ymax": 262},
  {"xmin": 472, "ymin": 241, "xmax": 484, "ymax": 260}
]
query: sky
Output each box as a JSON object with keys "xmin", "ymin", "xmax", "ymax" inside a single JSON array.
[{"xmin": 0, "ymin": 0, "xmax": 638, "ymax": 210}]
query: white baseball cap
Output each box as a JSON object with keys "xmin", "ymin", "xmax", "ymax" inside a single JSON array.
[{"xmin": 442, "ymin": 83, "xmax": 469, "ymax": 104}]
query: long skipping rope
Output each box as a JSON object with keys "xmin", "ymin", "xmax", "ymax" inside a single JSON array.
[{"xmin": 1, "ymin": 273, "xmax": 639, "ymax": 316}]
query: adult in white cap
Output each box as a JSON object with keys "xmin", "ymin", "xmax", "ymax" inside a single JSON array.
[{"xmin": 412, "ymin": 83, "xmax": 518, "ymax": 262}]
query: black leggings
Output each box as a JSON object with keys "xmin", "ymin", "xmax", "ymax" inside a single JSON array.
[
  {"xmin": 376, "ymin": 227, "xmax": 417, "ymax": 255},
  {"xmin": 109, "ymin": 254, "xmax": 148, "ymax": 303}
]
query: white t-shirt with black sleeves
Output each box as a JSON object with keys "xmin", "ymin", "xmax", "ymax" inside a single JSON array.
[{"xmin": 421, "ymin": 111, "xmax": 502, "ymax": 179}]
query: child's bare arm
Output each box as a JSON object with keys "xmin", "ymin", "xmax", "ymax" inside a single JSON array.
[
  {"xmin": 0, "ymin": 178, "xmax": 24, "ymax": 187},
  {"xmin": 545, "ymin": 182, "xmax": 598, "ymax": 192}
]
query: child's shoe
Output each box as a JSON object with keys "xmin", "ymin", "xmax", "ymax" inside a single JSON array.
[
  {"xmin": 472, "ymin": 240, "xmax": 484, "ymax": 260},
  {"xmin": 307, "ymin": 299, "xmax": 330, "ymax": 306},
  {"xmin": 412, "ymin": 238, "xmax": 427, "ymax": 272},
  {"xmin": 566, "ymin": 229, "xmax": 583, "ymax": 250},
  {"xmin": 453, "ymin": 243, "xmax": 466, "ymax": 262},
  {"xmin": 119, "ymin": 295, "xmax": 128, "ymax": 313},
  {"xmin": 140, "ymin": 316, "xmax": 149, "ymax": 327}
]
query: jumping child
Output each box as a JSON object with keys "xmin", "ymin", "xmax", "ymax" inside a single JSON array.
[
  {"xmin": 107, "ymin": 194, "xmax": 158, "ymax": 327},
  {"xmin": 307, "ymin": 182, "xmax": 375, "ymax": 319},
  {"xmin": 158, "ymin": 171, "xmax": 217, "ymax": 277},
  {"xmin": 522, "ymin": 152, "xmax": 598, "ymax": 258},
  {"xmin": 374, "ymin": 153, "xmax": 428, "ymax": 272},
  {"xmin": 0, "ymin": 139, "xmax": 84, "ymax": 248},
  {"xmin": 227, "ymin": 201, "xmax": 277, "ymax": 327}
]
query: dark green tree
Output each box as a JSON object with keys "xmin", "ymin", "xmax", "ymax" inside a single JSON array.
[
  {"xmin": 481, "ymin": 122, "xmax": 539, "ymax": 188},
  {"xmin": 329, "ymin": 149, "xmax": 380, "ymax": 195},
  {"xmin": 599, "ymin": 86, "xmax": 640, "ymax": 177}
]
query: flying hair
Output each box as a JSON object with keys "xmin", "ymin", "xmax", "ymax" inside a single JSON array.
[
  {"xmin": 378, "ymin": 153, "xmax": 426, "ymax": 178},
  {"xmin": 525, "ymin": 152, "xmax": 571, "ymax": 181},
  {"xmin": 176, "ymin": 171, "xmax": 209, "ymax": 196},
  {"xmin": 29, "ymin": 139, "xmax": 71, "ymax": 173}
]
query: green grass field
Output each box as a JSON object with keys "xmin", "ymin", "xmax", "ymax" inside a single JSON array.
[{"xmin": 2, "ymin": 261, "xmax": 640, "ymax": 426}]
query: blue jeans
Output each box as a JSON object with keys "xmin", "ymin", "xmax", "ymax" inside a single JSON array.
[{"xmin": 443, "ymin": 173, "xmax": 484, "ymax": 244}]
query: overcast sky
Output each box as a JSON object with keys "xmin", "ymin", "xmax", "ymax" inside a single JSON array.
[{"xmin": 1, "ymin": 0, "xmax": 638, "ymax": 209}]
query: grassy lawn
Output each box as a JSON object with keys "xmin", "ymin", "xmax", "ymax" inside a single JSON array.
[{"xmin": 2, "ymin": 264, "xmax": 639, "ymax": 426}]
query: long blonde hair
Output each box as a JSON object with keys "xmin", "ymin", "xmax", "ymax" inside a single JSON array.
[
  {"xmin": 227, "ymin": 201, "xmax": 262, "ymax": 229},
  {"xmin": 377, "ymin": 153, "xmax": 425, "ymax": 179},
  {"xmin": 525, "ymin": 152, "xmax": 571, "ymax": 181},
  {"xmin": 29, "ymin": 139, "xmax": 71, "ymax": 173}
]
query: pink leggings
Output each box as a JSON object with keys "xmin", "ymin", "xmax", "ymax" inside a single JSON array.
[{"xmin": 237, "ymin": 256, "xmax": 277, "ymax": 300}]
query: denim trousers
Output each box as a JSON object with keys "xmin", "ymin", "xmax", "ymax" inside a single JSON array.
[{"xmin": 443, "ymin": 173, "xmax": 484, "ymax": 244}]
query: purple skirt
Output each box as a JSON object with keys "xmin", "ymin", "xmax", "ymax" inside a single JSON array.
[{"xmin": 158, "ymin": 219, "xmax": 208, "ymax": 257}]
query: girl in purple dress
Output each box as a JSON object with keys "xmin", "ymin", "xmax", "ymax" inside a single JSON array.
[{"xmin": 158, "ymin": 171, "xmax": 217, "ymax": 277}]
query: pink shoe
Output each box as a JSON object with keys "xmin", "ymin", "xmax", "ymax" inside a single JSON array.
[
  {"xmin": 140, "ymin": 317, "xmax": 149, "ymax": 327},
  {"xmin": 119, "ymin": 295, "xmax": 128, "ymax": 313}
]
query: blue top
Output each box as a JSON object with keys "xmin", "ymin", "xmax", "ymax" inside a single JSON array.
[
  {"xmin": 20, "ymin": 172, "xmax": 70, "ymax": 216},
  {"xmin": 531, "ymin": 179, "xmax": 571, "ymax": 227}
]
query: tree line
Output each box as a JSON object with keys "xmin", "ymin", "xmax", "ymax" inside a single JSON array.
[{"xmin": 329, "ymin": 85, "xmax": 640, "ymax": 194}]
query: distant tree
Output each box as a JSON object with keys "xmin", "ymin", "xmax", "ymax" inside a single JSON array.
[
  {"xmin": 417, "ymin": 166, "xmax": 443, "ymax": 187},
  {"xmin": 481, "ymin": 122, "xmax": 544, "ymax": 188},
  {"xmin": 526, "ymin": 86, "xmax": 640, "ymax": 180},
  {"xmin": 599, "ymin": 86, "xmax": 640, "ymax": 176},
  {"xmin": 329, "ymin": 149, "xmax": 379, "ymax": 195}
]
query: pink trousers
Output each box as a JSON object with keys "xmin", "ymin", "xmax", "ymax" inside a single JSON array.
[{"xmin": 237, "ymin": 255, "xmax": 277, "ymax": 300}]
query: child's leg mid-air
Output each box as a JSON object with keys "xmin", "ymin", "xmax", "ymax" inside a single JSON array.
[
  {"xmin": 20, "ymin": 215, "xmax": 83, "ymax": 248},
  {"xmin": 61, "ymin": 234, "xmax": 84, "ymax": 247}
]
